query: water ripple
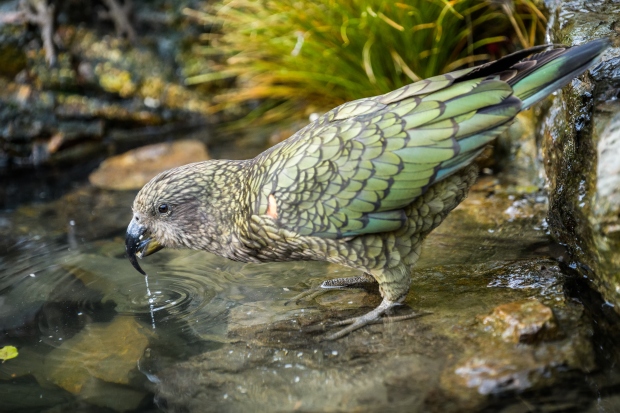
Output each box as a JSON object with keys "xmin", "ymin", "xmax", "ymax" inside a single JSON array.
[{"xmin": 118, "ymin": 272, "xmax": 216, "ymax": 321}]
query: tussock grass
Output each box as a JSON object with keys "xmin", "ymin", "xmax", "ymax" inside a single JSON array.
[{"xmin": 185, "ymin": 0, "xmax": 546, "ymax": 123}]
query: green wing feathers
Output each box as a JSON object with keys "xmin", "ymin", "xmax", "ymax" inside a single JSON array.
[{"xmin": 256, "ymin": 39, "xmax": 609, "ymax": 239}]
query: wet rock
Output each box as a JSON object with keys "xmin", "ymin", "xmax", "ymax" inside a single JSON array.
[
  {"xmin": 40, "ymin": 317, "xmax": 151, "ymax": 402},
  {"xmin": 447, "ymin": 327, "xmax": 595, "ymax": 398},
  {"xmin": 492, "ymin": 111, "xmax": 543, "ymax": 187},
  {"xmin": 226, "ymin": 301, "xmax": 326, "ymax": 347},
  {"xmin": 480, "ymin": 300, "xmax": 560, "ymax": 343},
  {"xmin": 0, "ymin": 75, "xmax": 163, "ymax": 168},
  {"xmin": 89, "ymin": 139, "xmax": 210, "ymax": 190},
  {"xmin": 595, "ymin": 112, "xmax": 620, "ymax": 227},
  {"xmin": 228, "ymin": 301, "xmax": 322, "ymax": 330},
  {"xmin": 415, "ymin": 185, "xmax": 550, "ymax": 268},
  {"xmin": 155, "ymin": 262, "xmax": 597, "ymax": 413},
  {"xmin": 54, "ymin": 92, "xmax": 163, "ymax": 125},
  {"xmin": 541, "ymin": 1, "xmax": 620, "ymax": 312},
  {"xmin": 154, "ymin": 342, "xmax": 446, "ymax": 413}
]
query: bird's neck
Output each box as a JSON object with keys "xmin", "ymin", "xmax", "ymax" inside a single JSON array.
[
  {"xmin": 188, "ymin": 159, "xmax": 254, "ymax": 259},
  {"xmin": 197, "ymin": 159, "xmax": 248, "ymax": 209}
]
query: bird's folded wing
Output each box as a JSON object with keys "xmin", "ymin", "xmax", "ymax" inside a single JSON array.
[{"xmin": 253, "ymin": 73, "xmax": 521, "ymax": 239}]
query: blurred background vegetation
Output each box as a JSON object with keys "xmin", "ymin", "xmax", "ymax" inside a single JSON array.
[
  {"xmin": 0, "ymin": 0, "xmax": 547, "ymax": 175},
  {"xmin": 187, "ymin": 0, "xmax": 547, "ymax": 125}
]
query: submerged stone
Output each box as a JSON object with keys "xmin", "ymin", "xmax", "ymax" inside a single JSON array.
[
  {"xmin": 41, "ymin": 317, "xmax": 151, "ymax": 393},
  {"xmin": 89, "ymin": 140, "xmax": 210, "ymax": 190}
]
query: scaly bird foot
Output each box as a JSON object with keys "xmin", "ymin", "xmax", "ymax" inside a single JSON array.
[
  {"xmin": 319, "ymin": 298, "xmax": 429, "ymax": 341},
  {"xmin": 284, "ymin": 273, "xmax": 377, "ymax": 306}
]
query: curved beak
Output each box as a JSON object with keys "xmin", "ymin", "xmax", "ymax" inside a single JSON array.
[{"xmin": 125, "ymin": 218, "xmax": 164, "ymax": 275}]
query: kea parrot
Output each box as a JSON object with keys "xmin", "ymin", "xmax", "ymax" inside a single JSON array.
[{"xmin": 126, "ymin": 39, "xmax": 609, "ymax": 340}]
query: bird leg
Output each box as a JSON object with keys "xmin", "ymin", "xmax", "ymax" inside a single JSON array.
[
  {"xmin": 321, "ymin": 264, "xmax": 417, "ymax": 340},
  {"xmin": 285, "ymin": 272, "xmax": 377, "ymax": 305}
]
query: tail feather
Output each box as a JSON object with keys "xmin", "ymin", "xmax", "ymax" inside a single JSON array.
[{"xmin": 510, "ymin": 38, "xmax": 610, "ymax": 109}]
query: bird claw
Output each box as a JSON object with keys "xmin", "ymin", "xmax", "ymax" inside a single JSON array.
[
  {"xmin": 287, "ymin": 277, "xmax": 428, "ymax": 340},
  {"xmin": 320, "ymin": 306, "xmax": 430, "ymax": 341},
  {"xmin": 284, "ymin": 286, "xmax": 326, "ymax": 306}
]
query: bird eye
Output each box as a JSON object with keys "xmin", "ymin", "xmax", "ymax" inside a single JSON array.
[{"xmin": 158, "ymin": 204, "xmax": 170, "ymax": 214}]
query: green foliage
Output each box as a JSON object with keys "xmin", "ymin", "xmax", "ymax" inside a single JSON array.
[{"xmin": 187, "ymin": 0, "xmax": 546, "ymax": 123}]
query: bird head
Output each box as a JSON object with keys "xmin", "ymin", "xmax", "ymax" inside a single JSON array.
[{"xmin": 125, "ymin": 162, "xmax": 209, "ymax": 275}]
